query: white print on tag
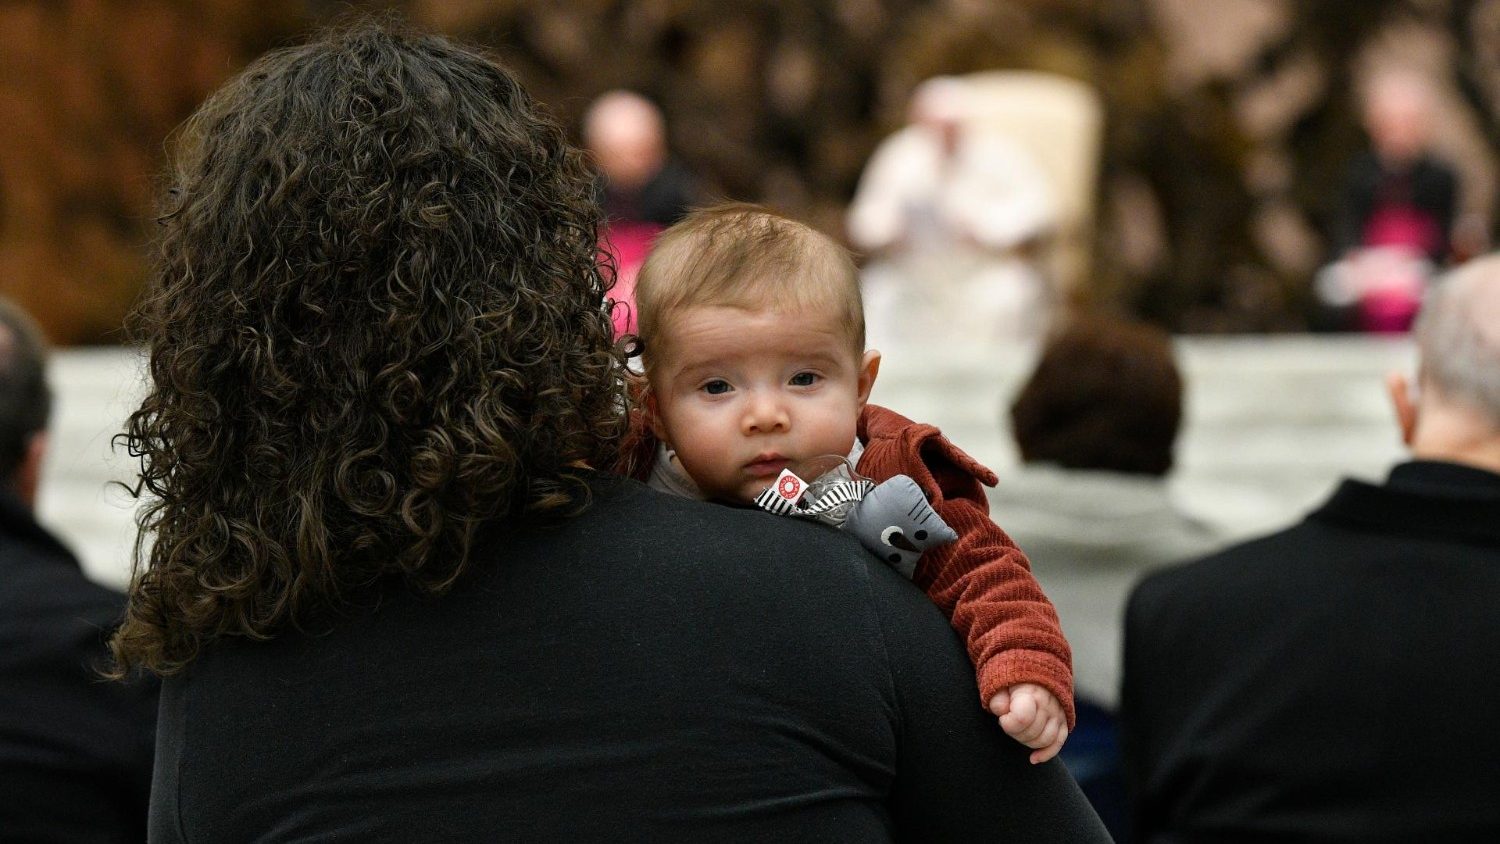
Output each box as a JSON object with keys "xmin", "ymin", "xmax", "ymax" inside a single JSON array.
[{"xmin": 774, "ymin": 469, "xmax": 806, "ymax": 503}]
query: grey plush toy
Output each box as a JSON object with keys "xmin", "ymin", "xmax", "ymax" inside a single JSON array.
[
  {"xmin": 844, "ymin": 474, "xmax": 959, "ymax": 579},
  {"xmin": 753, "ymin": 464, "xmax": 958, "ymax": 580}
]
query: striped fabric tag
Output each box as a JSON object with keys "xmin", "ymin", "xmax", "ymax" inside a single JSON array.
[
  {"xmin": 754, "ymin": 468, "xmax": 875, "ymax": 521},
  {"xmin": 754, "ymin": 469, "xmax": 808, "ymax": 516}
]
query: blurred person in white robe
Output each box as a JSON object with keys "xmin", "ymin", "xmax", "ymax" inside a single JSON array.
[{"xmin": 848, "ymin": 77, "xmax": 1057, "ymax": 347}]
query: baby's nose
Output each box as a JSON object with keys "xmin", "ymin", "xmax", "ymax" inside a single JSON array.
[{"xmin": 742, "ymin": 393, "xmax": 791, "ymax": 433}]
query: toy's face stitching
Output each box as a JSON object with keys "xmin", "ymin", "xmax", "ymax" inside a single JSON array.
[{"xmin": 881, "ymin": 525, "xmax": 921, "ymax": 552}]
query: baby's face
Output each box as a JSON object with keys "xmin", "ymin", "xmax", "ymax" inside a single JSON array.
[{"xmin": 647, "ymin": 305, "xmax": 880, "ymax": 505}]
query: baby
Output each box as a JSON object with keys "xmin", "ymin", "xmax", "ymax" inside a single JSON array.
[{"xmin": 620, "ymin": 204, "xmax": 1074, "ymax": 762}]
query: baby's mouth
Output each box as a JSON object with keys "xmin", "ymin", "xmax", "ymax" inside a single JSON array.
[{"xmin": 744, "ymin": 454, "xmax": 791, "ymax": 477}]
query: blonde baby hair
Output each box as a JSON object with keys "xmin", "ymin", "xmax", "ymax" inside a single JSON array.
[{"xmin": 634, "ymin": 203, "xmax": 865, "ymax": 367}]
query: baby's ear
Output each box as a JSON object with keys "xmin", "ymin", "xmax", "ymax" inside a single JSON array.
[
  {"xmin": 644, "ymin": 388, "xmax": 669, "ymax": 442},
  {"xmin": 857, "ymin": 349, "xmax": 882, "ymax": 407}
]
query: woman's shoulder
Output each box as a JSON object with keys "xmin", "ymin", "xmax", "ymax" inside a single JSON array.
[{"xmin": 586, "ymin": 474, "xmax": 879, "ymax": 575}]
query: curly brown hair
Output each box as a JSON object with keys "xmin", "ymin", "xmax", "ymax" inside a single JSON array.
[{"xmin": 110, "ymin": 22, "xmax": 625, "ymax": 676}]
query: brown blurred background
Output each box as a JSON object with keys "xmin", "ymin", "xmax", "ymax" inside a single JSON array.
[{"xmin": 2, "ymin": 0, "xmax": 1497, "ymax": 344}]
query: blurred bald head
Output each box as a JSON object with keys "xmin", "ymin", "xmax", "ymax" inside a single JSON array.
[
  {"xmin": 1363, "ymin": 69, "xmax": 1436, "ymax": 165},
  {"xmin": 584, "ymin": 90, "xmax": 667, "ymax": 191},
  {"xmin": 1416, "ymin": 256, "xmax": 1500, "ymax": 430}
]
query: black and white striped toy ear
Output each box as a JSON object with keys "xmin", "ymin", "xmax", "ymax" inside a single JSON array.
[{"xmin": 754, "ymin": 485, "xmax": 799, "ymax": 516}]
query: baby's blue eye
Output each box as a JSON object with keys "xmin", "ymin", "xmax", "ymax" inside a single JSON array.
[
  {"xmin": 702, "ymin": 379, "xmax": 732, "ymax": 395},
  {"xmin": 789, "ymin": 372, "xmax": 819, "ymax": 387}
]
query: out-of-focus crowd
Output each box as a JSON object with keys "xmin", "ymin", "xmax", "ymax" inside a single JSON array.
[
  {"xmin": 3, "ymin": 9, "xmax": 1500, "ymax": 842},
  {"xmin": 7, "ymin": 0, "xmax": 1500, "ymax": 342},
  {"xmin": 598, "ymin": 66, "xmax": 1477, "ymax": 347}
]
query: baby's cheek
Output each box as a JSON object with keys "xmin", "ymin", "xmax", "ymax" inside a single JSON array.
[
  {"xmin": 832, "ymin": 424, "xmax": 861, "ymax": 459},
  {"xmin": 679, "ymin": 451, "xmax": 734, "ymax": 496}
]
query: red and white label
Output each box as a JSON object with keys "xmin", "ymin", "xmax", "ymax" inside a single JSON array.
[{"xmin": 774, "ymin": 469, "xmax": 806, "ymax": 503}]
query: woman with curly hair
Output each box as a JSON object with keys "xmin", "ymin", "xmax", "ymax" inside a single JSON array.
[{"xmin": 121, "ymin": 22, "xmax": 1103, "ymax": 841}]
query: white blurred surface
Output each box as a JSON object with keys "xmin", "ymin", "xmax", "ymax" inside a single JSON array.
[
  {"xmin": 41, "ymin": 337, "xmax": 1415, "ymax": 589},
  {"xmin": 38, "ymin": 347, "xmax": 149, "ymax": 590},
  {"xmin": 869, "ymin": 334, "xmax": 1414, "ymax": 543}
]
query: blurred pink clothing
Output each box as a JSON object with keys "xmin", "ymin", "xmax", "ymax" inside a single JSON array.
[
  {"xmin": 601, "ymin": 222, "xmax": 661, "ymax": 337},
  {"xmin": 1357, "ymin": 202, "xmax": 1440, "ymax": 333},
  {"xmin": 1362, "ymin": 203, "xmax": 1442, "ymax": 258},
  {"xmin": 1361, "ymin": 283, "xmax": 1423, "ymax": 333}
]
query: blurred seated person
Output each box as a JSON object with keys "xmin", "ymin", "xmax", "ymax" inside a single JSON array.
[
  {"xmin": 1318, "ymin": 69, "xmax": 1458, "ymax": 333},
  {"xmin": 989, "ymin": 315, "xmax": 1226, "ymax": 841},
  {"xmin": 584, "ymin": 90, "xmax": 700, "ymax": 336},
  {"xmin": 1122, "ymin": 257, "xmax": 1500, "ymax": 841},
  {"xmin": 847, "ymin": 76, "xmax": 1057, "ymax": 346},
  {"xmin": 0, "ymin": 297, "xmax": 158, "ymax": 841}
]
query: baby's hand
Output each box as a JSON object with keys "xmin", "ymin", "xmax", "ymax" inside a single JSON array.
[{"xmin": 988, "ymin": 683, "xmax": 1068, "ymax": 764}]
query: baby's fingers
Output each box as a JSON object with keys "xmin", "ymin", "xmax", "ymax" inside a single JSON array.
[
  {"xmin": 987, "ymin": 691, "xmax": 1010, "ymax": 717},
  {"xmin": 1013, "ymin": 708, "xmax": 1056, "ymax": 749},
  {"xmin": 1029, "ymin": 726, "xmax": 1068, "ymax": 765},
  {"xmin": 1031, "ymin": 716, "xmax": 1062, "ymax": 751},
  {"xmin": 997, "ymin": 694, "xmax": 1039, "ymax": 738}
]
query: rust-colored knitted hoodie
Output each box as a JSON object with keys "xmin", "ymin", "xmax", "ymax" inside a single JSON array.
[
  {"xmin": 856, "ymin": 404, "xmax": 1073, "ymax": 726},
  {"xmin": 619, "ymin": 403, "xmax": 1075, "ymax": 727}
]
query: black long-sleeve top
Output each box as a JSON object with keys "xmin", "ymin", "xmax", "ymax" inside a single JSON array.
[{"xmin": 150, "ymin": 475, "xmax": 1108, "ymax": 842}]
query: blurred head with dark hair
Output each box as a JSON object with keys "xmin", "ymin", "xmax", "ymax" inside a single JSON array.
[
  {"xmin": 112, "ymin": 22, "xmax": 623, "ymax": 677},
  {"xmin": 1009, "ymin": 316, "xmax": 1182, "ymax": 477},
  {"xmin": 0, "ymin": 297, "xmax": 51, "ymax": 506}
]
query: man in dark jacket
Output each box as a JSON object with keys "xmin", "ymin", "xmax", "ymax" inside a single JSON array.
[
  {"xmin": 0, "ymin": 298, "xmax": 157, "ymax": 842},
  {"xmin": 1121, "ymin": 256, "xmax": 1500, "ymax": 842}
]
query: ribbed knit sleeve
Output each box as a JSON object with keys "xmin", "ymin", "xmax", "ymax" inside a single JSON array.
[{"xmin": 857, "ymin": 404, "xmax": 1075, "ymax": 728}]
